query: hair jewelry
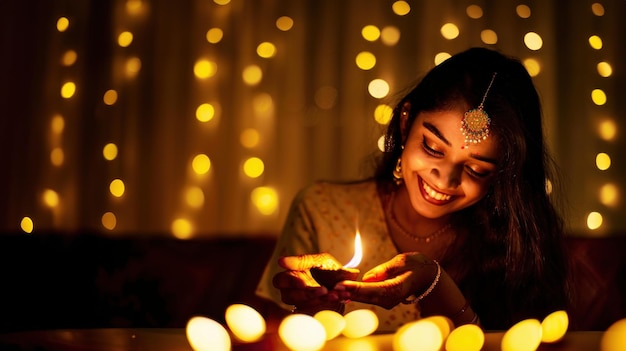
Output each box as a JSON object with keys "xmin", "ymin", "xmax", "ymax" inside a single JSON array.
[{"xmin": 461, "ymin": 72, "xmax": 497, "ymax": 146}]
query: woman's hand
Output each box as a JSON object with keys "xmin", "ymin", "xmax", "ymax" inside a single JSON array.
[
  {"xmin": 272, "ymin": 253, "xmax": 353, "ymax": 314},
  {"xmin": 335, "ymin": 252, "xmax": 438, "ymax": 309}
]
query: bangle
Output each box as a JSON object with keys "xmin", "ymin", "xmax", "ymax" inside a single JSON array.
[{"xmin": 402, "ymin": 260, "xmax": 441, "ymax": 304}]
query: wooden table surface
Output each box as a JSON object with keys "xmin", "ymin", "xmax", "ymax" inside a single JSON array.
[{"xmin": 0, "ymin": 328, "xmax": 608, "ymax": 351}]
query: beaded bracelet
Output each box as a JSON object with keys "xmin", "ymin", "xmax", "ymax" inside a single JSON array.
[{"xmin": 402, "ymin": 260, "xmax": 441, "ymax": 304}]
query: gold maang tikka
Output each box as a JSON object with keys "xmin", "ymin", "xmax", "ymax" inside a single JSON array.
[{"xmin": 461, "ymin": 72, "xmax": 497, "ymax": 147}]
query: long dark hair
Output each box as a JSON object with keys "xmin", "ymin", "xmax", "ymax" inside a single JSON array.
[{"xmin": 375, "ymin": 47, "xmax": 570, "ymax": 329}]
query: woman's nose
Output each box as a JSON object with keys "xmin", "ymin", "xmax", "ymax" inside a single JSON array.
[{"xmin": 430, "ymin": 163, "xmax": 462, "ymax": 190}]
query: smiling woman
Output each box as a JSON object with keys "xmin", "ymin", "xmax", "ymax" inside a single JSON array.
[{"xmin": 257, "ymin": 47, "xmax": 571, "ymax": 332}]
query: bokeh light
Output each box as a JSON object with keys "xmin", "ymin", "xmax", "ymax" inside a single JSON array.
[
  {"xmin": 596, "ymin": 152, "xmax": 611, "ymax": 170},
  {"xmin": 50, "ymin": 148, "xmax": 64, "ymax": 166},
  {"xmin": 206, "ymin": 28, "xmax": 224, "ymax": 43},
  {"xmin": 589, "ymin": 35, "xmax": 603, "ymax": 50},
  {"xmin": 279, "ymin": 314, "xmax": 326, "ymax": 351},
  {"xmin": 523, "ymin": 58, "xmax": 541, "ymax": 77},
  {"xmin": 374, "ymin": 104, "xmax": 393, "ymax": 125},
  {"xmin": 251, "ymin": 186, "xmax": 278, "ymax": 215},
  {"xmin": 368, "ymin": 79, "xmax": 390, "ymax": 99},
  {"xmin": 342, "ymin": 309, "xmax": 378, "ymax": 338},
  {"xmin": 192, "ymin": 154, "xmax": 211, "ymax": 175},
  {"xmin": 599, "ymin": 183, "xmax": 619, "ymax": 207},
  {"xmin": 243, "ymin": 157, "xmax": 264, "ymax": 178},
  {"xmin": 466, "ymin": 5, "xmax": 483, "ymax": 19},
  {"xmin": 524, "ymin": 32, "xmax": 543, "ymax": 50},
  {"xmin": 56, "ymin": 17, "xmax": 69, "ymax": 32},
  {"xmin": 591, "ymin": 89, "xmax": 607, "ymax": 105},
  {"xmin": 587, "ymin": 211, "xmax": 603, "ymax": 230},
  {"xmin": 241, "ymin": 128, "xmax": 260, "ymax": 148},
  {"xmin": 242, "ymin": 65, "xmax": 263, "ymax": 85},
  {"xmin": 314, "ymin": 310, "xmax": 345, "ymax": 340},
  {"xmin": 118, "ymin": 31, "xmax": 133, "ymax": 47},
  {"xmin": 392, "ymin": 1, "xmax": 411, "ymax": 16},
  {"xmin": 434, "ymin": 52, "xmax": 451, "ymax": 65},
  {"xmin": 103, "ymin": 89, "xmax": 118, "ymax": 105},
  {"xmin": 172, "ymin": 218, "xmax": 193, "ymax": 239},
  {"xmin": 445, "ymin": 323, "xmax": 485, "ymax": 351},
  {"xmin": 42, "ymin": 189, "xmax": 60, "ymax": 208},
  {"xmin": 480, "ymin": 29, "xmax": 498, "ymax": 45},
  {"xmin": 186, "ymin": 316, "xmax": 230, "ymax": 351},
  {"xmin": 225, "ymin": 304, "xmax": 266, "ymax": 342},
  {"xmin": 257, "ymin": 42, "xmax": 277, "ymax": 58},
  {"xmin": 276, "ymin": 16, "xmax": 294, "ymax": 31},
  {"xmin": 601, "ymin": 318, "xmax": 626, "ymax": 351},
  {"xmin": 194, "ymin": 59, "xmax": 217, "ymax": 79},
  {"xmin": 185, "ymin": 186, "xmax": 205, "ymax": 208},
  {"xmin": 393, "ymin": 319, "xmax": 442, "ymax": 351},
  {"xmin": 591, "ymin": 3, "xmax": 605, "ymax": 17},
  {"xmin": 597, "ymin": 62, "xmax": 612, "ymax": 77},
  {"xmin": 541, "ymin": 310, "xmax": 569, "ymax": 343},
  {"xmin": 598, "ymin": 119, "xmax": 617, "ymax": 141},
  {"xmin": 441, "ymin": 23, "xmax": 460, "ymax": 40},
  {"xmin": 355, "ymin": 51, "xmax": 376, "ymax": 70},
  {"xmin": 501, "ymin": 318, "xmax": 542, "ymax": 351},
  {"xmin": 61, "ymin": 50, "xmax": 77, "ymax": 66},
  {"xmin": 101, "ymin": 212, "xmax": 117, "ymax": 230},
  {"xmin": 110, "ymin": 179, "xmax": 125, "ymax": 197},
  {"xmin": 381, "ymin": 26, "xmax": 400, "ymax": 46},
  {"xmin": 196, "ymin": 103, "xmax": 216, "ymax": 122},
  {"xmin": 125, "ymin": 57, "xmax": 142, "ymax": 78},
  {"xmin": 61, "ymin": 82, "xmax": 76, "ymax": 99},
  {"xmin": 362, "ymin": 25, "xmax": 381, "ymax": 41},
  {"xmin": 20, "ymin": 217, "xmax": 34, "ymax": 234},
  {"xmin": 103, "ymin": 143, "xmax": 118, "ymax": 161},
  {"xmin": 516, "ymin": 5, "xmax": 531, "ymax": 18}
]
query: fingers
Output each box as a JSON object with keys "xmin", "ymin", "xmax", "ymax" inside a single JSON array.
[
  {"xmin": 336, "ymin": 272, "xmax": 412, "ymax": 309},
  {"xmin": 278, "ymin": 253, "xmax": 342, "ymax": 271}
]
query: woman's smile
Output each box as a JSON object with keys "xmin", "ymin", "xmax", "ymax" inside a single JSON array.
[{"xmin": 419, "ymin": 176, "xmax": 453, "ymax": 204}]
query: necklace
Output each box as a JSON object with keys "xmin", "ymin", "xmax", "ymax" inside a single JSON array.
[{"xmin": 387, "ymin": 191, "xmax": 452, "ymax": 243}]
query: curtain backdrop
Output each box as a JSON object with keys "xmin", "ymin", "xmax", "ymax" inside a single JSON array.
[{"xmin": 1, "ymin": 0, "xmax": 624, "ymax": 237}]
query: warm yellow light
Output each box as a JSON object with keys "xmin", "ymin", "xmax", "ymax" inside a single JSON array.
[
  {"xmin": 242, "ymin": 65, "xmax": 263, "ymax": 85},
  {"xmin": 523, "ymin": 58, "xmax": 541, "ymax": 77},
  {"xmin": 314, "ymin": 310, "xmax": 345, "ymax": 340},
  {"xmin": 392, "ymin": 1, "xmax": 411, "ymax": 16},
  {"xmin": 192, "ymin": 154, "xmax": 211, "ymax": 175},
  {"xmin": 374, "ymin": 104, "xmax": 393, "ymax": 125},
  {"xmin": 589, "ymin": 35, "xmax": 603, "ymax": 50},
  {"xmin": 56, "ymin": 17, "xmax": 69, "ymax": 32},
  {"xmin": 524, "ymin": 32, "xmax": 543, "ymax": 50},
  {"xmin": 125, "ymin": 57, "xmax": 142, "ymax": 78},
  {"xmin": 422, "ymin": 315, "xmax": 453, "ymax": 339},
  {"xmin": 355, "ymin": 51, "xmax": 376, "ymax": 70},
  {"xmin": 243, "ymin": 157, "xmax": 264, "ymax": 178},
  {"xmin": 257, "ymin": 42, "xmax": 276, "ymax": 58},
  {"xmin": 361, "ymin": 25, "xmax": 381, "ymax": 42},
  {"xmin": 126, "ymin": 0, "xmax": 143, "ymax": 15},
  {"xmin": 381, "ymin": 26, "xmax": 400, "ymax": 46},
  {"xmin": 225, "ymin": 304, "xmax": 266, "ymax": 343},
  {"xmin": 342, "ymin": 309, "xmax": 378, "ymax": 338},
  {"xmin": 196, "ymin": 103, "xmax": 215, "ymax": 122},
  {"xmin": 279, "ymin": 314, "xmax": 326, "ymax": 351},
  {"xmin": 50, "ymin": 147, "xmax": 64, "ymax": 166},
  {"xmin": 21, "ymin": 217, "xmax": 34, "ymax": 234},
  {"xmin": 440, "ymin": 23, "xmax": 460, "ymax": 40},
  {"xmin": 368, "ymin": 79, "xmax": 390, "ymax": 99},
  {"xmin": 597, "ymin": 62, "xmax": 613, "ymax": 77},
  {"xmin": 601, "ymin": 318, "xmax": 626, "ymax": 351},
  {"xmin": 186, "ymin": 316, "xmax": 230, "ymax": 351},
  {"xmin": 103, "ymin": 89, "xmax": 118, "ymax": 105},
  {"xmin": 445, "ymin": 323, "xmax": 485, "ymax": 351},
  {"xmin": 251, "ymin": 187, "xmax": 278, "ymax": 215},
  {"xmin": 516, "ymin": 5, "xmax": 531, "ymax": 18},
  {"xmin": 103, "ymin": 143, "xmax": 118, "ymax": 161},
  {"xmin": 598, "ymin": 119, "xmax": 617, "ymax": 141},
  {"xmin": 276, "ymin": 16, "xmax": 294, "ymax": 31},
  {"xmin": 206, "ymin": 28, "xmax": 223, "ymax": 43},
  {"xmin": 377, "ymin": 135, "xmax": 386, "ymax": 152},
  {"xmin": 61, "ymin": 50, "xmax": 77, "ymax": 66},
  {"xmin": 591, "ymin": 89, "xmax": 607, "ymax": 105},
  {"xmin": 43, "ymin": 189, "xmax": 60, "ymax": 208},
  {"xmin": 343, "ymin": 230, "xmax": 363, "ymax": 268},
  {"xmin": 118, "ymin": 31, "xmax": 133, "ymax": 47},
  {"xmin": 480, "ymin": 29, "xmax": 498, "ymax": 45},
  {"xmin": 393, "ymin": 319, "xmax": 442, "ymax": 351},
  {"xmin": 51, "ymin": 114, "xmax": 65, "ymax": 134},
  {"xmin": 194, "ymin": 59, "xmax": 217, "ymax": 79},
  {"xmin": 545, "ymin": 179, "xmax": 553, "ymax": 195},
  {"xmin": 466, "ymin": 5, "xmax": 483, "ymax": 19},
  {"xmin": 599, "ymin": 183, "xmax": 619, "ymax": 207},
  {"xmin": 434, "ymin": 52, "xmax": 451, "ymax": 65},
  {"xmin": 541, "ymin": 310, "xmax": 569, "ymax": 343},
  {"xmin": 591, "ymin": 3, "xmax": 605, "ymax": 17},
  {"xmin": 587, "ymin": 211, "xmax": 603, "ymax": 230},
  {"xmin": 172, "ymin": 218, "xmax": 193, "ymax": 239},
  {"xmin": 102, "ymin": 212, "xmax": 117, "ymax": 230},
  {"xmin": 501, "ymin": 319, "xmax": 543, "ymax": 351},
  {"xmin": 596, "ymin": 152, "xmax": 611, "ymax": 170},
  {"xmin": 253, "ymin": 93, "xmax": 274, "ymax": 115},
  {"xmin": 110, "ymin": 179, "xmax": 125, "ymax": 197},
  {"xmin": 185, "ymin": 187, "xmax": 205, "ymax": 209},
  {"xmin": 61, "ymin": 82, "xmax": 76, "ymax": 99},
  {"xmin": 241, "ymin": 128, "xmax": 260, "ymax": 148},
  {"xmin": 213, "ymin": 0, "xmax": 230, "ymax": 5}
]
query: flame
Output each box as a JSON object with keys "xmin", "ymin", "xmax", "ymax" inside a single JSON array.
[{"xmin": 343, "ymin": 230, "xmax": 362, "ymax": 268}]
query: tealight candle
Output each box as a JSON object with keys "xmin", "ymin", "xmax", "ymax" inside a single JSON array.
[
  {"xmin": 393, "ymin": 319, "xmax": 443, "ymax": 351},
  {"xmin": 445, "ymin": 323, "xmax": 485, "ymax": 351},
  {"xmin": 422, "ymin": 315, "xmax": 454, "ymax": 340},
  {"xmin": 501, "ymin": 318, "xmax": 543, "ymax": 351},
  {"xmin": 314, "ymin": 310, "xmax": 346, "ymax": 340},
  {"xmin": 601, "ymin": 318, "xmax": 626, "ymax": 351},
  {"xmin": 186, "ymin": 316, "xmax": 231, "ymax": 351},
  {"xmin": 540, "ymin": 310, "xmax": 568, "ymax": 343},
  {"xmin": 278, "ymin": 314, "xmax": 326, "ymax": 351},
  {"xmin": 225, "ymin": 303, "xmax": 266, "ymax": 342},
  {"xmin": 342, "ymin": 309, "xmax": 379, "ymax": 338}
]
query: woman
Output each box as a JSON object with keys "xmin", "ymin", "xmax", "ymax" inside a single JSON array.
[{"xmin": 256, "ymin": 47, "xmax": 571, "ymax": 331}]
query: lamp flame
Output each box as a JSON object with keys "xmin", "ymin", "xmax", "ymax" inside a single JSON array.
[{"xmin": 343, "ymin": 230, "xmax": 362, "ymax": 268}]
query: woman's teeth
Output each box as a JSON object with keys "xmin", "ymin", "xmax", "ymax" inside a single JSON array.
[{"xmin": 422, "ymin": 181, "xmax": 451, "ymax": 201}]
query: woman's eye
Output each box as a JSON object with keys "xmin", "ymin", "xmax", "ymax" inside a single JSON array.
[
  {"xmin": 422, "ymin": 137, "xmax": 443, "ymax": 157},
  {"xmin": 465, "ymin": 165, "xmax": 490, "ymax": 178}
]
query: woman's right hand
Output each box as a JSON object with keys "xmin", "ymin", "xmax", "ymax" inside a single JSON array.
[{"xmin": 272, "ymin": 253, "xmax": 352, "ymax": 314}]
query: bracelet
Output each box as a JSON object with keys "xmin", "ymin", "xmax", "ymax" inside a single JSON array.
[
  {"xmin": 449, "ymin": 300, "xmax": 470, "ymax": 320},
  {"xmin": 402, "ymin": 260, "xmax": 441, "ymax": 304},
  {"xmin": 291, "ymin": 306, "xmax": 297, "ymax": 314}
]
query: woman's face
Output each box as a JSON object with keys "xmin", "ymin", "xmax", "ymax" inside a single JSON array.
[{"xmin": 400, "ymin": 108, "xmax": 500, "ymax": 219}]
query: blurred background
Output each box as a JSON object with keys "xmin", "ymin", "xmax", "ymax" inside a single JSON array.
[{"xmin": 1, "ymin": 0, "xmax": 624, "ymax": 238}]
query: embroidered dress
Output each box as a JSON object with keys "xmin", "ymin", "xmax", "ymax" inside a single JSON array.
[{"xmin": 256, "ymin": 180, "xmax": 421, "ymax": 332}]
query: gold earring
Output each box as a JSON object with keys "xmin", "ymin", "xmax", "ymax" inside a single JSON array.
[{"xmin": 393, "ymin": 157, "xmax": 403, "ymax": 185}]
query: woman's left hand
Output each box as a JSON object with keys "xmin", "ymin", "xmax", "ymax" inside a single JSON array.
[{"xmin": 334, "ymin": 252, "xmax": 438, "ymax": 309}]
